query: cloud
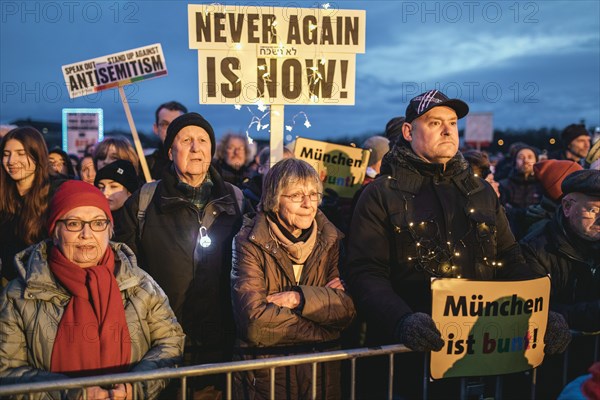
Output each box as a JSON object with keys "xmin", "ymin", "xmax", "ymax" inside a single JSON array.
[{"xmin": 360, "ymin": 31, "xmax": 598, "ymax": 83}]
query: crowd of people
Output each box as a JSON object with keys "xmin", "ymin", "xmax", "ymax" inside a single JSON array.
[{"xmin": 0, "ymin": 93, "xmax": 599, "ymax": 399}]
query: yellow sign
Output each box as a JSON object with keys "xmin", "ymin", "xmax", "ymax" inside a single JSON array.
[
  {"xmin": 294, "ymin": 137, "xmax": 369, "ymax": 199},
  {"xmin": 430, "ymin": 277, "xmax": 550, "ymax": 379}
]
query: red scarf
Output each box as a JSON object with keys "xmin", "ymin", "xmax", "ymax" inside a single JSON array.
[{"xmin": 49, "ymin": 245, "xmax": 131, "ymax": 376}]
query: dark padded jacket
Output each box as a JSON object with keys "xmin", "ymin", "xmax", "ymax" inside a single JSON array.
[
  {"xmin": 115, "ymin": 166, "xmax": 245, "ymax": 363},
  {"xmin": 520, "ymin": 212, "xmax": 600, "ymax": 332},
  {"xmin": 345, "ymin": 145, "xmax": 537, "ymax": 345},
  {"xmin": 499, "ymin": 170, "xmax": 543, "ymax": 239}
]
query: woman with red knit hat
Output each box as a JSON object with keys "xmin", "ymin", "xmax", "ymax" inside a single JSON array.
[{"xmin": 0, "ymin": 180, "xmax": 184, "ymax": 399}]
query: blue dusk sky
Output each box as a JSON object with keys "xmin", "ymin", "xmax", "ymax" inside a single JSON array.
[{"xmin": 1, "ymin": 1, "xmax": 599, "ymax": 142}]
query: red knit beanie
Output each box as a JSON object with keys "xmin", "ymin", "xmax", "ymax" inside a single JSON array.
[
  {"xmin": 533, "ymin": 160, "xmax": 583, "ymax": 201},
  {"xmin": 47, "ymin": 180, "xmax": 113, "ymax": 235}
]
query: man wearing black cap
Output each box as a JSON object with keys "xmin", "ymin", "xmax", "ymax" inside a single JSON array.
[
  {"xmin": 345, "ymin": 90, "xmax": 571, "ymax": 398},
  {"xmin": 115, "ymin": 112, "xmax": 248, "ymax": 396},
  {"xmin": 520, "ymin": 169, "xmax": 600, "ymax": 397},
  {"xmin": 549, "ymin": 123, "xmax": 591, "ymax": 166}
]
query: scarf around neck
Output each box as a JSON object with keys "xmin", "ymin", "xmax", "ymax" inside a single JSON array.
[
  {"xmin": 267, "ymin": 215, "xmax": 318, "ymax": 265},
  {"xmin": 49, "ymin": 245, "xmax": 131, "ymax": 376}
]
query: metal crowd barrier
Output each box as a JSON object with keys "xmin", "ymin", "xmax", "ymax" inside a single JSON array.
[{"xmin": 0, "ymin": 333, "xmax": 598, "ymax": 400}]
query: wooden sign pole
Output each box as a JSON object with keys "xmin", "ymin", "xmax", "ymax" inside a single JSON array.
[
  {"xmin": 269, "ymin": 104, "xmax": 285, "ymax": 166},
  {"xmin": 118, "ymin": 86, "xmax": 152, "ymax": 183}
]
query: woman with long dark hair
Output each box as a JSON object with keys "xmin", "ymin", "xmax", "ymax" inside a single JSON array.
[{"xmin": 0, "ymin": 127, "xmax": 55, "ymax": 284}]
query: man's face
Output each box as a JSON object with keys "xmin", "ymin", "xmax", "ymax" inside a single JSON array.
[
  {"xmin": 168, "ymin": 126, "xmax": 212, "ymax": 186},
  {"xmin": 568, "ymin": 135, "xmax": 591, "ymax": 159},
  {"xmin": 402, "ymin": 106, "xmax": 459, "ymax": 165},
  {"xmin": 562, "ymin": 193, "xmax": 600, "ymax": 241},
  {"xmin": 515, "ymin": 148, "xmax": 536, "ymax": 175},
  {"xmin": 224, "ymin": 137, "xmax": 246, "ymax": 169},
  {"xmin": 153, "ymin": 108, "xmax": 184, "ymax": 143}
]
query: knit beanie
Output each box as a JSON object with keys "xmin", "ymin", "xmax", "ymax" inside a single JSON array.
[
  {"xmin": 94, "ymin": 159, "xmax": 140, "ymax": 194},
  {"xmin": 533, "ymin": 160, "xmax": 583, "ymax": 201},
  {"xmin": 363, "ymin": 136, "xmax": 390, "ymax": 166},
  {"xmin": 164, "ymin": 112, "xmax": 216, "ymax": 157},
  {"xmin": 561, "ymin": 124, "xmax": 589, "ymax": 147},
  {"xmin": 47, "ymin": 180, "xmax": 113, "ymax": 235}
]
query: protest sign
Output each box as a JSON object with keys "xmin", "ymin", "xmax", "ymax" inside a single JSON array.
[
  {"xmin": 294, "ymin": 137, "xmax": 369, "ymax": 198},
  {"xmin": 430, "ymin": 277, "xmax": 550, "ymax": 379},
  {"xmin": 61, "ymin": 43, "xmax": 168, "ymax": 182},
  {"xmin": 62, "ymin": 43, "xmax": 167, "ymax": 99},
  {"xmin": 465, "ymin": 112, "xmax": 493, "ymax": 148},
  {"xmin": 188, "ymin": 4, "xmax": 365, "ymax": 105},
  {"xmin": 62, "ymin": 108, "xmax": 103, "ymax": 157}
]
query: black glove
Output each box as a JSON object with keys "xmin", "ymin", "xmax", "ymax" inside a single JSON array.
[
  {"xmin": 544, "ymin": 311, "xmax": 572, "ymax": 355},
  {"xmin": 395, "ymin": 312, "xmax": 444, "ymax": 352}
]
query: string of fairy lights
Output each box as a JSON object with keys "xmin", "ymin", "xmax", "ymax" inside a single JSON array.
[{"xmin": 207, "ymin": 2, "xmax": 335, "ymax": 144}]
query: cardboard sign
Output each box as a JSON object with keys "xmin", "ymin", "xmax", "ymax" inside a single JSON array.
[
  {"xmin": 294, "ymin": 137, "xmax": 369, "ymax": 198},
  {"xmin": 465, "ymin": 112, "xmax": 494, "ymax": 146},
  {"xmin": 62, "ymin": 108, "xmax": 103, "ymax": 157},
  {"xmin": 430, "ymin": 277, "xmax": 550, "ymax": 379},
  {"xmin": 188, "ymin": 4, "xmax": 365, "ymax": 105},
  {"xmin": 62, "ymin": 43, "xmax": 167, "ymax": 98}
]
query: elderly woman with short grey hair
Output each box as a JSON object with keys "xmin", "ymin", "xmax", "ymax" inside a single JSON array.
[{"xmin": 231, "ymin": 158, "xmax": 355, "ymax": 400}]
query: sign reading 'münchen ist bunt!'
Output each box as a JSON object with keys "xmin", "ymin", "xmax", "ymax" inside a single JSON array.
[
  {"xmin": 61, "ymin": 43, "xmax": 167, "ymax": 98},
  {"xmin": 430, "ymin": 277, "xmax": 550, "ymax": 379},
  {"xmin": 294, "ymin": 137, "xmax": 369, "ymax": 198},
  {"xmin": 188, "ymin": 4, "xmax": 366, "ymax": 105}
]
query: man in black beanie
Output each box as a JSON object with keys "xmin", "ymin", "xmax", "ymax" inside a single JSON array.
[
  {"xmin": 115, "ymin": 112, "xmax": 248, "ymax": 397},
  {"xmin": 549, "ymin": 123, "xmax": 591, "ymax": 166}
]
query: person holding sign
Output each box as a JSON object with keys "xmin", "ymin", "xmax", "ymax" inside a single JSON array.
[
  {"xmin": 231, "ymin": 158, "xmax": 355, "ymax": 399},
  {"xmin": 345, "ymin": 90, "xmax": 571, "ymax": 398},
  {"xmin": 115, "ymin": 113, "xmax": 248, "ymax": 397}
]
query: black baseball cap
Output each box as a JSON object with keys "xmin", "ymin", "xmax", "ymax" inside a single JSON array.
[{"xmin": 405, "ymin": 90, "xmax": 469, "ymax": 123}]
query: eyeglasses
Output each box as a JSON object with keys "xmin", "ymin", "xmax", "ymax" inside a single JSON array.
[
  {"xmin": 281, "ymin": 192, "xmax": 322, "ymax": 203},
  {"xmin": 57, "ymin": 219, "xmax": 111, "ymax": 232},
  {"xmin": 568, "ymin": 200, "xmax": 600, "ymax": 218},
  {"xmin": 157, "ymin": 121, "xmax": 170, "ymax": 129}
]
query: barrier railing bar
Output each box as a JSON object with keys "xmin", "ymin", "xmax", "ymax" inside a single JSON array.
[
  {"xmin": 350, "ymin": 357, "xmax": 356, "ymax": 400},
  {"xmin": 226, "ymin": 372, "xmax": 232, "ymax": 400},
  {"xmin": 530, "ymin": 368, "xmax": 537, "ymax": 400},
  {"xmin": 459, "ymin": 377, "xmax": 466, "ymax": 400},
  {"xmin": 423, "ymin": 352, "xmax": 429, "ymax": 400},
  {"xmin": 0, "ymin": 345, "xmax": 411, "ymax": 397},
  {"xmin": 495, "ymin": 375, "xmax": 502, "ymax": 399},
  {"xmin": 270, "ymin": 367, "xmax": 276, "ymax": 400},
  {"xmin": 388, "ymin": 353, "xmax": 394, "ymax": 400},
  {"xmin": 311, "ymin": 362, "xmax": 317, "ymax": 400},
  {"xmin": 180, "ymin": 376, "xmax": 186, "ymax": 400}
]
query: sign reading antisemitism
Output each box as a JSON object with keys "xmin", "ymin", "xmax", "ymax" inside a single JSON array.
[
  {"xmin": 294, "ymin": 137, "xmax": 369, "ymax": 198},
  {"xmin": 62, "ymin": 43, "xmax": 167, "ymax": 98},
  {"xmin": 188, "ymin": 4, "xmax": 365, "ymax": 105},
  {"xmin": 430, "ymin": 277, "xmax": 550, "ymax": 379}
]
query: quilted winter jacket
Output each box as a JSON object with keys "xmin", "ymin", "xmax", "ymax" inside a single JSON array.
[
  {"xmin": 231, "ymin": 211, "xmax": 355, "ymax": 399},
  {"xmin": 0, "ymin": 241, "xmax": 185, "ymax": 400}
]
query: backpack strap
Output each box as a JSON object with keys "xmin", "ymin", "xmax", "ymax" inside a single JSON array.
[
  {"xmin": 225, "ymin": 182, "xmax": 245, "ymax": 215},
  {"xmin": 137, "ymin": 180, "xmax": 160, "ymax": 240}
]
